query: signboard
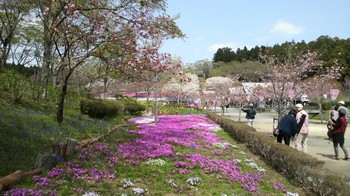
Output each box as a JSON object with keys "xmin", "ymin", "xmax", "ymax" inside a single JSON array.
[{"xmin": 329, "ymin": 89, "xmax": 340, "ymax": 101}]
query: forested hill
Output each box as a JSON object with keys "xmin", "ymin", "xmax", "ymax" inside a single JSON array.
[{"xmin": 212, "ymin": 35, "xmax": 350, "ymax": 80}]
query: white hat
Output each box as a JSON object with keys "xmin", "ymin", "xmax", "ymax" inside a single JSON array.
[
  {"xmin": 295, "ymin": 103, "xmax": 303, "ymax": 108},
  {"xmin": 338, "ymin": 101, "xmax": 345, "ymax": 105},
  {"xmin": 248, "ymin": 103, "xmax": 253, "ymax": 107}
]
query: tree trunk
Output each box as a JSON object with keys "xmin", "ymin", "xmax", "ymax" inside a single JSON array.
[
  {"xmin": 52, "ymin": 141, "xmax": 67, "ymax": 160},
  {"xmin": 38, "ymin": 12, "xmax": 53, "ymax": 99},
  {"xmin": 103, "ymin": 77, "xmax": 108, "ymax": 99},
  {"xmin": 56, "ymin": 70, "xmax": 73, "ymax": 123},
  {"xmin": 56, "ymin": 85, "xmax": 66, "ymax": 123},
  {"xmin": 34, "ymin": 151, "xmax": 56, "ymax": 169},
  {"xmin": 0, "ymin": 41, "xmax": 10, "ymax": 72},
  {"xmin": 153, "ymin": 75, "xmax": 159, "ymax": 123},
  {"xmin": 145, "ymin": 88, "xmax": 151, "ymax": 114}
]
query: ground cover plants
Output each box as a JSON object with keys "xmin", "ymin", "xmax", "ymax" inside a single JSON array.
[{"xmin": 3, "ymin": 112, "xmax": 306, "ymax": 195}]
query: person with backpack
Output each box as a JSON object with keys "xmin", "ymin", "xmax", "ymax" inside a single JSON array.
[
  {"xmin": 241, "ymin": 103, "xmax": 256, "ymax": 127},
  {"xmin": 276, "ymin": 109, "xmax": 298, "ymax": 146}
]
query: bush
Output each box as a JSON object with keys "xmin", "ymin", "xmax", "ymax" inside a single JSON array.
[
  {"xmin": 124, "ymin": 96, "xmax": 137, "ymax": 103},
  {"xmin": 115, "ymin": 92, "xmax": 124, "ymax": 100},
  {"xmin": 124, "ymin": 102, "xmax": 146, "ymax": 115},
  {"xmin": 80, "ymin": 99, "xmax": 124, "ymax": 118}
]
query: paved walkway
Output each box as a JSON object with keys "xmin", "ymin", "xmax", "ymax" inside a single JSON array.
[{"xmin": 212, "ymin": 108, "xmax": 350, "ymax": 177}]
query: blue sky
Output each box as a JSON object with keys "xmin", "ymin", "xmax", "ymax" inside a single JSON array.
[{"xmin": 160, "ymin": 0, "xmax": 350, "ymax": 65}]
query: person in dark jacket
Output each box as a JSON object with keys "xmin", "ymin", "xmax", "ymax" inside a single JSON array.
[
  {"xmin": 241, "ymin": 103, "xmax": 256, "ymax": 127},
  {"xmin": 276, "ymin": 109, "xmax": 298, "ymax": 146},
  {"xmin": 331, "ymin": 108, "xmax": 349, "ymax": 160}
]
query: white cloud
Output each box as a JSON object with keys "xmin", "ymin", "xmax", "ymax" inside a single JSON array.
[{"xmin": 269, "ymin": 20, "xmax": 303, "ymax": 35}]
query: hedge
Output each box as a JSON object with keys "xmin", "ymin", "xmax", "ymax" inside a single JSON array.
[{"xmin": 80, "ymin": 99, "xmax": 124, "ymax": 118}]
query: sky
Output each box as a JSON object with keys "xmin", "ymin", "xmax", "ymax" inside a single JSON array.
[{"xmin": 160, "ymin": 0, "xmax": 350, "ymax": 65}]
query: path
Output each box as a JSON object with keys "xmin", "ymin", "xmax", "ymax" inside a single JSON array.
[{"xmin": 212, "ymin": 107, "xmax": 350, "ymax": 177}]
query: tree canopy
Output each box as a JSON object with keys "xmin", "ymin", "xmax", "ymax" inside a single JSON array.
[{"xmin": 212, "ymin": 36, "xmax": 350, "ymax": 81}]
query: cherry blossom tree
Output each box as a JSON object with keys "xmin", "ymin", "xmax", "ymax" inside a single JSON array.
[
  {"xmin": 161, "ymin": 72, "xmax": 200, "ymax": 105},
  {"xmin": 228, "ymin": 85, "xmax": 246, "ymax": 121},
  {"xmin": 205, "ymin": 76, "xmax": 235, "ymax": 113},
  {"xmin": 299, "ymin": 76, "xmax": 340, "ymax": 122},
  {"xmin": 259, "ymin": 48, "xmax": 340, "ymax": 118},
  {"xmin": 251, "ymin": 84, "xmax": 269, "ymax": 104},
  {"xmin": 111, "ymin": 55, "xmax": 183, "ymax": 122},
  {"xmin": 34, "ymin": 0, "xmax": 184, "ymax": 123}
]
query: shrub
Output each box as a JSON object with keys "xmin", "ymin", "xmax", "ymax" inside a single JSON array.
[
  {"xmin": 80, "ymin": 99, "xmax": 124, "ymax": 118},
  {"xmin": 124, "ymin": 96, "xmax": 137, "ymax": 103},
  {"xmin": 115, "ymin": 92, "xmax": 124, "ymax": 100},
  {"xmin": 124, "ymin": 102, "xmax": 146, "ymax": 115}
]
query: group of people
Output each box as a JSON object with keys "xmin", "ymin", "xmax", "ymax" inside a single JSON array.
[
  {"xmin": 275, "ymin": 103, "xmax": 308, "ymax": 151},
  {"xmin": 326, "ymin": 101, "xmax": 349, "ymax": 160},
  {"xmin": 276, "ymin": 101, "xmax": 349, "ymax": 160}
]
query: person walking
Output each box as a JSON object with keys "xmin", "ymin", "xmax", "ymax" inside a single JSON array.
[
  {"xmin": 294, "ymin": 103, "xmax": 309, "ymax": 152},
  {"xmin": 331, "ymin": 108, "xmax": 349, "ymax": 160},
  {"xmin": 241, "ymin": 103, "xmax": 256, "ymax": 127},
  {"xmin": 220, "ymin": 104, "xmax": 225, "ymax": 116},
  {"xmin": 276, "ymin": 109, "xmax": 298, "ymax": 146},
  {"xmin": 337, "ymin": 101, "xmax": 349, "ymax": 120}
]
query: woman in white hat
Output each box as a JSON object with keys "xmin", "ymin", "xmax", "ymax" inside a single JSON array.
[{"xmin": 294, "ymin": 103, "xmax": 309, "ymax": 152}]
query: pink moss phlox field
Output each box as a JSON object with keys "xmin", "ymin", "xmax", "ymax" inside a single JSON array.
[
  {"xmin": 177, "ymin": 153, "xmax": 263, "ymax": 191},
  {"xmin": 127, "ymin": 115, "xmax": 264, "ymax": 191},
  {"xmin": 124, "ymin": 115, "xmax": 221, "ymax": 150},
  {"xmin": 4, "ymin": 115, "xmax": 285, "ymax": 194}
]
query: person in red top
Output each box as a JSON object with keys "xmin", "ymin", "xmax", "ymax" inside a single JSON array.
[{"xmin": 331, "ymin": 108, "xmax": 349, "ymax": 160}]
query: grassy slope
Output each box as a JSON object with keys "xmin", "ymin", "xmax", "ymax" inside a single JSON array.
[
  {"xmin": 209, "ymin": 61, "xmax": 266, "ymax": 80},
  {"xmin": 0, "ymin": 98, "xmax": 116, "ymax": 176}
]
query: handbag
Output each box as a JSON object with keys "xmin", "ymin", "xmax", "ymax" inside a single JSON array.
[{"xmin": 273, "ymin": 128, "xmax": 279, "ymax": 137}]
